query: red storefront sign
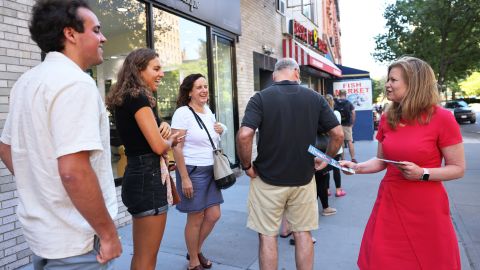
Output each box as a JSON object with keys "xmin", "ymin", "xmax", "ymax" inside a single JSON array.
[{"xmin": 289, "ymin": 19, "xmax": 328, "ymax": 55}]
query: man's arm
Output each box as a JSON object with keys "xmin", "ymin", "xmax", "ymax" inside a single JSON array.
[
  {"xmin": 0, "ymin": 143, "xmax": 14, "ymax": 175},
  {"xmin": 325, "ymin": 125, "xmax": 344, "ymax": 158},
  {"xmin": 58, "ymin": 151, "xmax": 121, "ymax": 263},
  {"xmin": 236, "ymin": 126, "xmax": 257, "ymax": 177},
  {"xmin": 351, "ymin": 109, "xmax": 356, "ymax": 126}
]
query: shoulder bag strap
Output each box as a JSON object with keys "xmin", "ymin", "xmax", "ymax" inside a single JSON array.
[{"xmin": 187, "ymin": 106, "xmax": 216, "ymax": 150}]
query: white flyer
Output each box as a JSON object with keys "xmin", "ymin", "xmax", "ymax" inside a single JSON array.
[
  {"xmin": 308, "ymin": 145, "xmax": 355, "ymax": 174},
  {"xmin": 376, "ymin": 158, "xmax": 406, "ymax": 164}
]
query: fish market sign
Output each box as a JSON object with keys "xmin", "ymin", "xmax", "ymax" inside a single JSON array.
[{"xmin": 179, "ymin": 0, "xmax": 199, "ymax": 12}]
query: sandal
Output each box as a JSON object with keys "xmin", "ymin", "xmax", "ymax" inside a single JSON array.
[
  {"xmin": 187, "ymin": 265, "xmax": 204, "ymax": 270},
  {"xmin": 186, "ymin": 253, "xmax": 212, "ymax": 269},
  {"xmin": 279, "ymin": 231, "xmax": 292, "ymax": 238}
]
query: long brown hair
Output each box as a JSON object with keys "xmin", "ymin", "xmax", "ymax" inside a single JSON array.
[
  {"xmin": 106, "ymin": 48, "xmax": 158, "ymax": 110},
  {"xmin": 386, "ymin": 56, "xmax": 440, "ymax": 129},
  {"xmin": 176, "ymin": 73, "xmax": 205, "ymax": 108}
]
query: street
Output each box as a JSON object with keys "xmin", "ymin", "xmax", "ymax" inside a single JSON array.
[{"xmin": 459, "ymin": 106, "xmax": 480, "ymax": 143}]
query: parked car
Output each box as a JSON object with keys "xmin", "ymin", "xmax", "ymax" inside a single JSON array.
[{"xmin": 444, "ymin": 100, "xmax": 476, "ymax": 124}]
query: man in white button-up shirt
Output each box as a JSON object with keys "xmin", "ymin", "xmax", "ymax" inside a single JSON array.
[{"xmin": 0, "ymin": 0, "xmax": 122, "ymax": 268}]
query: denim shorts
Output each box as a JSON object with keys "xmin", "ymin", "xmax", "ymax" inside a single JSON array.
[
  {"xmin": 121, "ymin": 153, "xmax": 168, "ymax": 217},
  {"xmin": 33, "ymin": 250, "xmax": 113, "ymax": 270}
]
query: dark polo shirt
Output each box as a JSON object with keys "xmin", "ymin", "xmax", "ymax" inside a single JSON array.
[{"xmin": 241, "ymin": 80, "xmax": 339, "ymax": 186}]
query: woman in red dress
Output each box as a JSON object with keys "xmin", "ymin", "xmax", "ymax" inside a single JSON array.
[{"xmin": 341, "ymin": 56, "xmax": 465, "ymax": 270}]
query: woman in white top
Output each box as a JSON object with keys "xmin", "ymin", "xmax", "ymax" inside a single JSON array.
[
  {"xmin": 326, "ymin": 94, "xmax": 346, "ymax": 197},
  {"xmin": 171, "ymin": 73, "xmax": 224, "ymax": 270}
]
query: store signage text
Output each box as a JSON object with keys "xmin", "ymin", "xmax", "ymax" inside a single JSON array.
[
  {"xmin": 333, "ymin": 79, "xmax": 373, "ymax": 111},
  {"xmin": 339, "ymin": 82, "xmax": 369, "ymax": 94},
  {"xmin": 179, "ymin": 0, "xmax": 199, "ymax": 12},
  {"xmin": 289, "ymin": 20, "xmax": 328, "ymax": 55}
]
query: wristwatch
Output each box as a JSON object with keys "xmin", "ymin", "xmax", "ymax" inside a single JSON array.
[
  {"xmin": 242, "ymin": 163, "xmax": 252, "ymax": 171},
  {"xmin": 421, "ymin": 168, "xmax": 430, "ymax": 181}
]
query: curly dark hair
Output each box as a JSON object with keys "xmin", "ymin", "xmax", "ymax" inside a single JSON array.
[
  {"xmin": 29, "ymin": 0, "xmax": 90, "ymax": 53},
  {"xmin": 176, "ymin": 73, "xmax": 206, "ymax": 108},
  {"xmin": 106, "ymin": 48, "xmax": 158, "ymax": 111}
]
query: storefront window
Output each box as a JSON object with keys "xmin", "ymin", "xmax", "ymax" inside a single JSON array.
[
  {"xmin": 213, "ymin": 36, "xmax": 236, "ymax": 162},
  {"xmin": 88, "ymin": 2, "xmax": 236, "ymax": 177},
  {"xmin": 302, "ymin": 0, "xmax": 315, "ymax": 22},
  {"xmin": 153, "ymin": 8, "xmax": 209, "ymax": 120},
  {"xmin": 89, "ymin": 0, "xmax": 147, "ymax": 179}
]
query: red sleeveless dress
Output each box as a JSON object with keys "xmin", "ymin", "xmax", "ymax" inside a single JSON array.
[{"xmin": 357, "ymin": 107, "xmax": 462, "ymax": 270}]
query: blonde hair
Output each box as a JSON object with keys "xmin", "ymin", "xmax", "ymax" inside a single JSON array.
[
  {"xmin": 325, "ymin": 94, "xmax": 335, "ymax": 109},
  {"xmin": 386, "ymin": 56, "xmax": 440, "ymax": 129}
]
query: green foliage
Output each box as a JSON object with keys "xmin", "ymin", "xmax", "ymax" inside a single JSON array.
[
  {"xmin": 373, "ymin": 0, "xmax": 480, "ymax": 89},
  {"xmin": 460, "ymin": 72, "xmax": 480, "ymax": 96},
  {"xmin": 372, "ymin": 77, "xmax": 387, "ymax": 103}
]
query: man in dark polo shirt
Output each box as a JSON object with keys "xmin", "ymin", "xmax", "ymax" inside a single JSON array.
[{"xmin": 237, "ymin": 58, "xmax": 343, "ymax": 270}]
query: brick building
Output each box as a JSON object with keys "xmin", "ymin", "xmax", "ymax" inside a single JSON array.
[{"xmin": 236, "ymin": 0, "xmax": 344, "ymax": 119}]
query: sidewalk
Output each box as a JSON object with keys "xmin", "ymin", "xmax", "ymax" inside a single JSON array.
[{"xmin": 21, "ymin": 140, "xmax": 477, "ymax": 270}]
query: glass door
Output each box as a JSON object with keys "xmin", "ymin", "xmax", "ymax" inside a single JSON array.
[{"xmin": 212, "ymin": 35, "xmax": 236, "ymax": 163}]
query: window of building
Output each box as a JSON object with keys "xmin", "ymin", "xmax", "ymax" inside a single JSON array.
[
  {"xmin": 89, "ymin": 0, "xmax": 147, "ymax": 179},
  {"xmin": 152, "ymin": 8, "xmax": 209, "ymax": 121},
  {"xmin": 277, "ymin": 0, "xmax": 287, "ymax": 14},
  {"xmin": 288, "ymin": 0, "xmax": 316, "ymax": 23},
  {"xmin": 89, "ymin": 1, "xmax": 238, "ymax": 177},
  {"xmin": 302, "ymin": 0, "xmax": 316, "ymax": 22}
]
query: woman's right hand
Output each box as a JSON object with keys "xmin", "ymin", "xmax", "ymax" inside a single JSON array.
[
  {"xmin": 339, "ymin": 160, "xmax": 357, "ymax": 175},
  {"xmin": 182, "ymin": 177, "xmax": 194, "ymax": 199},
  {"xmin": 167, "ymin": 132, "xmax": 181, "ymax": 148}
]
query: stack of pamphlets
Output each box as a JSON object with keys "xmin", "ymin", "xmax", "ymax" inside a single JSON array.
[{"xmin": 307, "ymin": 145, "xmax": 355, "ymax": 174}]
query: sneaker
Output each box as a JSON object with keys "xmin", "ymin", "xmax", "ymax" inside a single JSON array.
[
  {"xmin": 335, "ymin": 189, "xmax": 347, "ymax": 197},
  {"xmin": 322, "ymin": 207, "xmax": 337, "ymax": 216}
]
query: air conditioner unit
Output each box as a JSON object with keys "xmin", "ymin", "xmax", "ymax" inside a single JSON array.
[{"xmin": 281, "ymin": 15, "xmax": 292, "ymax": 34}]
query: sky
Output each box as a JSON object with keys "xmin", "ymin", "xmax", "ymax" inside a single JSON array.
[{"xmin": 338, "ymin": 0, "xmax": 394, "ymax": 79}]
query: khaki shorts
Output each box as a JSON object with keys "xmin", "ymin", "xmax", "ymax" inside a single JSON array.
[
  {"xmin": 342, "ymin": 125, "xmax": 353, "ymax": 141},
  {"xmin": 247, "ymin": 176, "xmax": 318, "ymax": 236}
]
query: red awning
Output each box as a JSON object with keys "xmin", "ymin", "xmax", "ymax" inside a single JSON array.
[{"xmin": 283, "ymin": 39, "xmax": 342, "ymax": 77}]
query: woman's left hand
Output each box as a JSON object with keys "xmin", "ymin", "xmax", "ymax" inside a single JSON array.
[
  {"xmin": 159, "ymin": 122, "xmax": 171, "ymax": 139},
  {"xmin": 396, "ymin": 161, "xmax": 423, "ymax": 180},
  {"xmin": 214, "ymin": 122, "xmax": 223, "ymax": 135}
]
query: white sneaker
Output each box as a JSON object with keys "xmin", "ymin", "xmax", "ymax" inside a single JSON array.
[{"xmin": 322, "ymin": 207, "xmax": 337, "ymax": 216}]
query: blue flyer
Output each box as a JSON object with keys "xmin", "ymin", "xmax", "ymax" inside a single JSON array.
[{"xmin": 308, "ymin": 145, "xmax": 355, "ymax": 174}]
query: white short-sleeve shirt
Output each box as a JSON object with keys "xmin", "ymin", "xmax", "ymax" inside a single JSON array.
[
  {"xmin": 0, "ymin": 52, "xmax": 117, "ymax": 259},
  {"xmin": 334, "ymin": 110, "xmax": 343, "ymax": 155},
  {"xmin": 171, "ymin": 106, "xmax": 220, "ymax": 166}
]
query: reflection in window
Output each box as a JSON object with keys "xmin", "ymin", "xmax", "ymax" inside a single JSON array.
[
  {"xmin": 302, "ymin": 0, "xmax": 315, "ymax": 22},
  {"xmin": 213, "ymin": 36, "xmax": 236, "ymax": 162},
  {"xmin": 89, "ymin": 0, "xmax": 147, "ymax": 179},
  {"xmin": 153, "ymin": 8, "xmax": 209, "ymax": 120}
]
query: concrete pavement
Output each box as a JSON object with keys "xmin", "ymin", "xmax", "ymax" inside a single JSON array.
[{"xmin": 21, "ymin": 139, "xmax": 479, "ymax": 270}]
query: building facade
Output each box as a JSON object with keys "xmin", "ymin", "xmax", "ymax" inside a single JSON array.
[
  {"xmin": 0, "ymin": 0, "xmax": 369, "ymax": 268},
  {"xmin": 0, "ymin": 0, "xmax": 241, "ymax": 268},
  {"xmin": 236, "ymin": 0, "xmax": 344, "ymax": 121}
]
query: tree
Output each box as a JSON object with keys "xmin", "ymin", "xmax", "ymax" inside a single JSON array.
[
  {"xmin": 373, "ymin": 0, "xmax": 480, "ymax": 93},
  {"xmin": 372, "ymin": 77, "xmax": 386, "ymax": 103},
  {"xmin": 460, "ymin": 72, "xmax": 480, "ymax": 96}
]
